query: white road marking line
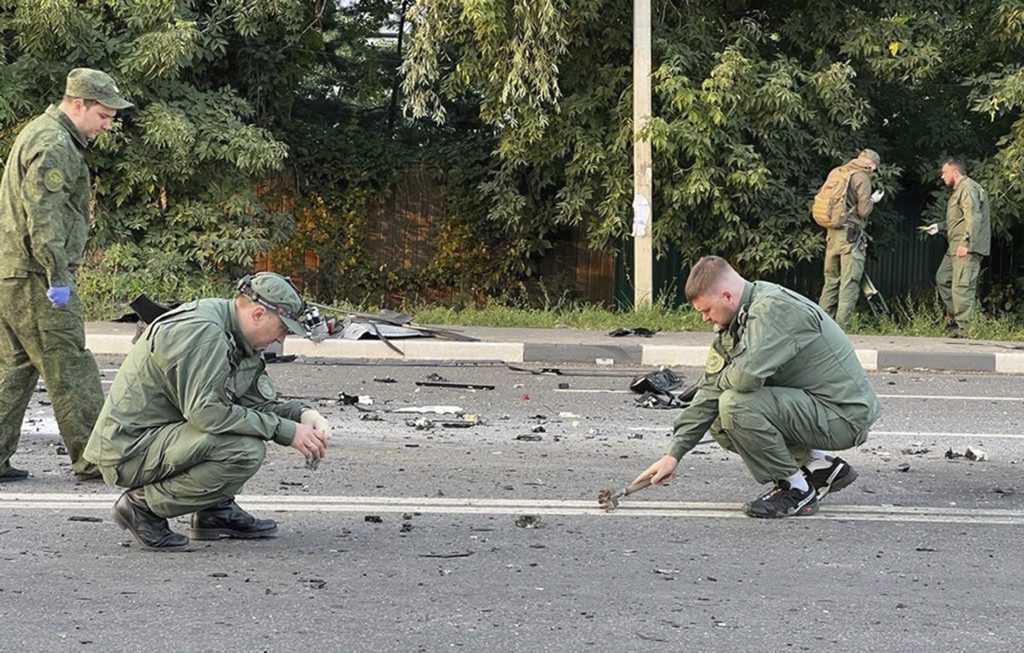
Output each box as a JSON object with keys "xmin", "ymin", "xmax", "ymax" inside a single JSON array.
[
  {"xmin": 877, "ymin": 394, "xmax": 1023, "ymax": 402},
  {"xmin": 2, "ymin": 493, "xmax": 1022, "ymax": 526},
  {"xmin": 627, "ymin": 426, "xmax": 1024, "ymax": 439},
  {"xmin": 870, "ymin": 431, "xmax": 1024, "ymax": 440}
]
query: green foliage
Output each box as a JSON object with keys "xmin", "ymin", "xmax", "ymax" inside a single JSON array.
[
  {"xmin": 1, "ymin": 0, "xmax": 316, "ymax": 297},
  {"xmin": 401, "ymin": 0, "xmax": 1024, "ymax": 306},
  {"xmin": 75, "ymin": 244, "xmax": 231, "ymax": 320}
]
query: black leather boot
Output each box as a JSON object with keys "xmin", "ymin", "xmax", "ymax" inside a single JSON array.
[
  {"xmin": 112, "ymin": 488, "xmax": 189, "ymax": 552},
  {"xmin": 189, "ymin": 498, "xmax": 278, "ymax": 540}
]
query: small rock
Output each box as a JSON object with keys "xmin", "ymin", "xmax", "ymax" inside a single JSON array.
[{"xmin": 514, "ymin": 515, "xmax": 542, "ymax": 528}]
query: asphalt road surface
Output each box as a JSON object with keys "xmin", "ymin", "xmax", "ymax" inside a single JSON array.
[{"xmin": 2, "ymin": 357, "xmax": 1023, "ymax": 652}]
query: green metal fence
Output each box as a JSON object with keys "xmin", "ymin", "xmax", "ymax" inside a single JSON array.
[{"xmin": 615, "ymin": 217, "xmax": 968, "ymax": 310}]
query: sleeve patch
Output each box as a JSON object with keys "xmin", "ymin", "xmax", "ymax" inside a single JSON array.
[
  {"xmin": 256, "ymin": 375, "xmax": 278, "ymax": 400},
  {"xmin": 43, "ymin": 168, "xmax": 65, "ymax": 192},
  {"xmin": 705, "ymin": 349, "xmax": 726, "ymax": 374}
]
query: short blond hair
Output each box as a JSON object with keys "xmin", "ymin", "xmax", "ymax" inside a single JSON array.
[{"xmin": 685, "ymin": 256, "xmax": 735, "ymax": 301}]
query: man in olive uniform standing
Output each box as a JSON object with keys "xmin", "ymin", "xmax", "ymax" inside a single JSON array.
[
  {"xmin": 818, "ymin": 149, "xmax": 885, "ymax": 329},
  {"xmin": 924, "ymin": 157, "xmax": 991, "ymax": 333},
  {"xmin": 85, "ymin": 272, "xmax": 331, "ymax": 551},
  {"xmin": 634, "ymin": 256, "xmax": 880, "ymax": 518},
  {"xmin": 0, "ymin": 68, "xmax": 132, "ymax": 482}
]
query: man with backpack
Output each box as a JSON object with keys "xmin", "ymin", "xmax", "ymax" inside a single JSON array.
[{"xmin": 815, "ymin": 149, "xmax": 885, "ymax": 329}]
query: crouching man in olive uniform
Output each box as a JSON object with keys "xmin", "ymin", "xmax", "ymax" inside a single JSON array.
[
  {"xmin": 633, "ymin": 256, "xmax": 880, "ymax": 518},
  {"xmin": 84, "ymin": 272, "xmax": 331, "ymax": 551}
]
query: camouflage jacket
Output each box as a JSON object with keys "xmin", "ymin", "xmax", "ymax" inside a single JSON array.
[
  {"xmin": 0, "ymin": 105, "xmax": 92, "ymax": 286},
  {"xmin": 941, "ymin": 176, "xmax": 991, "ymax": 256},
  {"xmin": 85, "ymin": 299, "xmax": 309, "ymax": 467},
  {"xmin": 667, "ymin": 282, "xmax": 880, "ymax": 460}
]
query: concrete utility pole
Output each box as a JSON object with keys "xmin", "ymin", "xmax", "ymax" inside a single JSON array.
[{"xmin": 632, "ymin": 0, "xmax": 654, "ymax": 307}]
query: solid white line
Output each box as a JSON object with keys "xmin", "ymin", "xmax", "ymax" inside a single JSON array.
[
  {"xmin": 626, "ymin": 427, "xmax": 1024, "ymax": 440},
  {"xmin": 877, "ymin": 394, "xmax": 1023, "ymax": 402},
  {"xmin": 2, "ymin": 493, "xmax": 1022, "ymax": 526},
  {"xmin": 871, "ymin": 431, "xmax": 1024, "ymax": 440}
]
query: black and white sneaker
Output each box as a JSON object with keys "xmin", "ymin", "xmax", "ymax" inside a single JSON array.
[
  {"xmin": 802, "ymin": 456, "xmax": 858, "ymax": 500},
  {"xmin": 743, "ymin": 480, "xmax": 818, "ymax": 518}
]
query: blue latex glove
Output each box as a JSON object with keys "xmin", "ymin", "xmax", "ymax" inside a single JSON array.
[{"xmin": 47, "ymin": 286, "xmax": 71, "ymax": 307}]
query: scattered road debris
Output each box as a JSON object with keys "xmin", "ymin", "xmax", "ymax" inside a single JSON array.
[
  {"xmin": 514, "ymin": 515, "xmax": 542, "ymax": 528},
  {"xmin": 425, "ymin": 372, "xmax": 448, "ymax": 382},
  {"xmin": 364, "ymin": 515, "xmax": 383, "ymax": 523},
  {"xmin": 598, "ymin": 478, "xmax": 653, "ymax": 512},
  {"xmin": 946, "ymin": 446, "xmax": 988, "ymax": 461},
  {"xmin": 608, "ymin": 327, "xmax": 658, "ymax": 337},
  {"xmin": 339, "ymin": 393, "xmax": 373, "ymax": 405},
  {"xmin": 67, "ymin": 516, "xmax": 102, "ymax": 523},
  {"xmin": 373, "ymin": 376, "xmax": 397, "ymax": 384},
  {"xmin": 394, "ymin": 405, "xmax": 464, "ymax": 415},
  {"xmin": 965, "ymin": 447, "xmax": 987, "ymax": 461},
  {"xmin": 515, "ymin": 434, "xmax": 542, "ymax": 442},
  {"xmin": 629, "ymin": 368, "xmax": 696, "ymax": 409},
  {"xmin": 897, "ymin": 463, "xmax": 911, "ymax": 472},
  {"xmin": 418, "ymin": 551, "xmax": 474, "ymax": 558},
  {"xmin": 415, "ymin": 381, "xmax": 495, "ymax": 390}
]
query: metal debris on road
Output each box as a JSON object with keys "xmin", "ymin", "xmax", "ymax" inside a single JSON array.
[
  {"xmin": 515, "ymin": 434, "xmax": 542, "ymax": 442},
  {"xmin": 415, "ymin": 380, "xmax": 495, "ymax": 390},
  {"xmin": 513, "ymin": 515, "xmax": 542, "ymax": 528},
  {"xmin": 394, "ymin": 405, "xmax": 464, "ymax": 415}
]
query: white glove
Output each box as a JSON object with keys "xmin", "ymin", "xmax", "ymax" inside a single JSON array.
[
  {"xmin": 300, "ymin": 409, "xmax": 331, "ymax": 441},
  {"xmin": 925, "ymin": 223, "xmax": 939, "ymax": 236},
  {"xmin": 870, "ymin": 189, "xmax": 884, "ymax": 203}
]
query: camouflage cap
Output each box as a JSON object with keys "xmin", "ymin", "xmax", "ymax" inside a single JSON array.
[
  {"xmin": 65, "ymin": 68, "xmax": 133, "ymax": 110},
  {"xmin": 241, "ymin": 272, "xmax": 306, "ymax": 335},
  {"xmin": 858, "ymin": 148, "xmax": 881, "ymax": 168}
]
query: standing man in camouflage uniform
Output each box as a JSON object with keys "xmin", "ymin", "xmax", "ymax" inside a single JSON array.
[
  {"xmin": 85, "ymin": 272, "xmax": 331, "ymax": 551},
  {"xmin": 923, "ymin": 157, "xmax": 991, "ymax": 334},
  {"xmin": 817, "ymin": 149, "xmax": 885, "ymax": 329},
  {"xmin": 633, "ymin": 256, "xmax": 880, "ymax": 518},
  {"xmin": 0, "ymin": 68, "xmax": 132, "ymax": 483}
]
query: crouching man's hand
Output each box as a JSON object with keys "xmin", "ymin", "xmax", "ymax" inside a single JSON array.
[
  {"xmin": 633, "ymin": 455, "xmax": 679, "ymax": 486},
  {"xmin": 292, "ymin": 422, "xmax": 328, "ymax": 461},
  {"xmin": 300, "ymin": 408, "xmax": 331, "ymax": 440}
]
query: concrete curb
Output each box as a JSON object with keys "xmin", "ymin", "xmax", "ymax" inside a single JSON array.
[{"xmin": 83, "ymin": 332, "xmax": 1024, "ymax": 374}]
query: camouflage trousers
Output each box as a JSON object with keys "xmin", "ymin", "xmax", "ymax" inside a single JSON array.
[
  {"xmin": 0, "ymin": 274, "xmax": 103, "ymax": 477},
  {"xmin": 818, "ymin": 225, "xmax": 866, "ymax": 329},
  {"xmin": 935, "ymin": 251, "xmax": 983, "ymax": 327},
  {"xmin": 710, "ymin": 387, "xmax": 872, "ymax": 484},
  {"xmin": 98, "ymin": 422, "xmax": 266, "ymax": 517}
]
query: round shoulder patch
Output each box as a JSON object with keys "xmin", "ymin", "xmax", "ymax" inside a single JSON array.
[
  {"xmin": 705, "ymin": 349, "xmax": 726, "ymax": 374},
  {"xmin": 256, "ymin": 375, "xmax": 278, "ymax": 400},
  {"xmin": 43, "ymin": 168, "xmax": 65, "ymax": 192}
]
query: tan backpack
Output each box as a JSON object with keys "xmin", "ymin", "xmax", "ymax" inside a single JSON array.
[{"xmin": 812, "ymin": 165, "xmax": 853, "ymax": 228}]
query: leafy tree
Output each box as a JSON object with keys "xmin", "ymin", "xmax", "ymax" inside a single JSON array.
[
  {"xmin": 400, "ymin": 0, "xmax": 1024, "ymax": 310},
  {"xmin": 0, "ymin": 0, "xmax": 319, "ymax": 303}
]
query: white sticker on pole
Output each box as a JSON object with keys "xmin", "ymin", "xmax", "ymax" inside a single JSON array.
[{"xmin": 632, "ymin": 195, "xmax": 650, "ymax": 237}]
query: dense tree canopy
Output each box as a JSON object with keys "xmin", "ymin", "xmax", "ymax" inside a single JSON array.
[
  {"xmin": 402, "ymin": 0, "xmax": 1024, "ymax": 297},
  {"xmin": 4, "ymin": 1, "xmax": 1024, "ymax": 312}
]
